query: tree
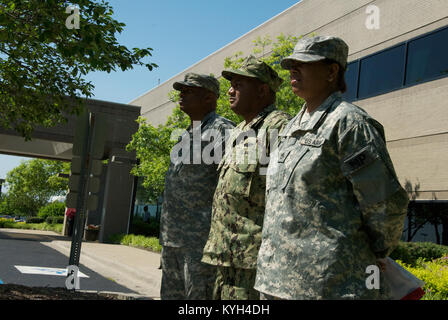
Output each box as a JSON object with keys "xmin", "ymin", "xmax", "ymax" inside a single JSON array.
[
  {"xmin": 1, "ymin": 159, "xmax": 70, "ymax": 216},
  {"xmin": 0, "ymin": 0, "xmax": 157, "ymax": 139},
  {"xmin": 127, "ymin": 34, "xmax": 305, "ymax": 204}
]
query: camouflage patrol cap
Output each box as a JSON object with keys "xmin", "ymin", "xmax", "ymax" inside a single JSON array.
[
  {"xmin": 281, "ymin": 36, "xmax": 349, "ymax": 70},
  {"xmin": 173, "ymin": 73, "xmax": 220, "ymax": 97},
  {"xmin": 222, "ymin": 55, "xmax": 283, "ymax": 92}
]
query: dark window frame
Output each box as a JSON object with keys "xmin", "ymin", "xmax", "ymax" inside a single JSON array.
[
  {"xmin": 342, "ymin": 60, "xmax": 360, "ymax": 102},
  {"xmin": 346, "ymin": 25, "xmax": 448, "ymax": 102},
  {"xmin": 357, "ymin": 43, "xmax": 407, "ymax": 100}
]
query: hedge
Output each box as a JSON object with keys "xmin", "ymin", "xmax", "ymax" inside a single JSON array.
[
  {"xmin": 390, "ymin": 241, "xmax": 448, "ymax": 266},
  {"xmin": 37, "ymin": 201, "xmax": 65, "ymax": 220}
]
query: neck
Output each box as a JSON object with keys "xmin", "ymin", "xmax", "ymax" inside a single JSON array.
[
  {"xmin": 242, "ymin": 101, "xmax": 272, "ymax": 123},
  {"xmin": 188, "ymin": 109, "xmax": 213, "ymax": 124},
  {"xmin": 305, "ymin": 89, "xmax": 337, "ymax": 113}
]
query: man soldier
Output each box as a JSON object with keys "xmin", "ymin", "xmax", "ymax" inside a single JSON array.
[
  {"xmin": 159, "ymin": 73, "xmax": 235, "ymax": 300},
  {"xmin": 201, "ymin": 56, "xmax": 291, "ymax": 299}
]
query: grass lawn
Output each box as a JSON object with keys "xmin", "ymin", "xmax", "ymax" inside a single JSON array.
[{"xmin": 0, "ymin": 218, "xmax": 63, "ymax": 233}]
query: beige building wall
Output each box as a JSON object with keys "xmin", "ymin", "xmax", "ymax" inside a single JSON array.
[{"xmin": 130, "ymin": 0, "xmax": 448, "ymax": 200}]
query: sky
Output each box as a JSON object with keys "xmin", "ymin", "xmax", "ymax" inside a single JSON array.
[{"xmin": 0, "ymin": 0, "xmax": 301, "ymax": 180}]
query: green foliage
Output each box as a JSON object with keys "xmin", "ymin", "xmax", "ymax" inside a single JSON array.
[
  {"xmin": 397, "ymin": 256, "xmax": 448, "ymax": 300},
  {"xmin": 2, "ymin": 159, "xmax": 69, "ymax": 216},
  {"xmin": 390, "ymin": 241, "xmax": 448, "ymax": 266},
  {"xmin": 252, "ymin": 34, "xmax": 305, "ymax": 116},
  {"xmin": 0, "ymin": 0, "xmax": 157, "ymax": 139},
  {"xmin": 126, "ymin": 114, "xmax": 187, "ymax": 203},
  {"xmin": 45, "ymin": 216, "xmax": 65, "ymax": 224},
  {"xmin": 38, "ymin": 201, "xmax": 66, "ymax": 220},
  {"xmin": 0, "ymin": 217, "xmax": 14, "ymax": 228},
  {"xmin": 127, "ymin": 34, "xmax": 305, "ymax": 202},
  {"xmin": 107, "ymin": 233, "xmax": 162, "ymax": 253},
  {"xmin": 26, "ymin": 217, "xmax": 45, "ymax": 224},
  {"xmin": 0, "ymin": 220, "xmax": 62, "ymax": 233}
]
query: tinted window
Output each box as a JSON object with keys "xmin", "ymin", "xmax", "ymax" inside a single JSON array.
[
  {"xmin": 358, "ymin": 44, "xmax": 405, "ymax": 98},
  {"xmin": 343, "ymin": 61, "xmax": 359, "ymax": 102},
  {"xmin": 406, "ymin": 27, "xmax": 448, "ymax": 85}
]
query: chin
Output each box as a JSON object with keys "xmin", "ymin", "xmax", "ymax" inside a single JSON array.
[{"xmin": 292, "ymin": 87, "xmax": 304, "ymax": 97}]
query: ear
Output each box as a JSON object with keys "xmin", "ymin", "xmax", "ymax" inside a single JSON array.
[
  {"xmin": 327, "ymin": 63, "xmax": 340, "ymax": 83},
  {"xmin": 203, "ymin": 91, "xmax": 217, "ymax": 105},
  {"xmin": 259, "ymin": 83, "xmax": 270, "ymax": 98}
]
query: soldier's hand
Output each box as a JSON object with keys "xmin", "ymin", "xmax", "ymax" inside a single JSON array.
[{"xmin": 376, "ymin": 258, "xmax": 387, "ymax": 272}]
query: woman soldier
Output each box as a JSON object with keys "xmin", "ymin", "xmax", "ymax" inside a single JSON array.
[{"xmin": 254, "ymin": 36, "xmax": 409, "ymax": 300}]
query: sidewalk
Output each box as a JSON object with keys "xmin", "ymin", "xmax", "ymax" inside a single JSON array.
[{"xmin": 1, "ymin": 228, "xmax": 162, "ymax": 299}]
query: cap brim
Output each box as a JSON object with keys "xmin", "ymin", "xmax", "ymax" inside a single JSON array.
[
  {"xmin": 280, "ymin": 53, "xmax": 326, "ymax": 69},
  {"xmin": 173, "ymin": 81, "xmax": 201, "ymax": 91},
  {"xmin": 221, "ymin": 69, "xmax": 258, "ymax": 81}
]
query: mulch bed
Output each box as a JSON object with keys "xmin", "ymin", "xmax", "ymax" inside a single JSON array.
[{"xmin": 0, "ymin": 283, "xmax": 121, "ymax": 300}]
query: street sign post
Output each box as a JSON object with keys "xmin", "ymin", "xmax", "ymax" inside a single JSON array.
[{"xmin": 66, "ymin": 110, "xmax": 107, "ymax": 275}]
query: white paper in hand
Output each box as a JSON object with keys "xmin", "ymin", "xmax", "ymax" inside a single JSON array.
[{"xmin": 382, "ymin": 257, "xmax": 425, "ymax": 300}]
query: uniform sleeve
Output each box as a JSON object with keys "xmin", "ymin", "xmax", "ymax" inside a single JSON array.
[
  {"xmin": 264, "ymin": 112, "xmax": 291, "ymax": 154},
  {"xmin": 338, "ymin": 118, "xmax": 409, "ymax": 258}
]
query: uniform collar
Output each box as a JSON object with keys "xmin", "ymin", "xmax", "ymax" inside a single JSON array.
[
  {"xmin": 286, "ymin": 91, "xmax": 342, "ymax": 135},
  {"xmin": 238, "ymin": 104, "xmax": 276, "ymax": 130},
  {"xmin": 187, "ymin": 111, "xmax": 217, "ymax": 133}
]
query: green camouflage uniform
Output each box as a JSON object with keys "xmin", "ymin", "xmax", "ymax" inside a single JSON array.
[
  {"xmin": 160, "ymin": 73, "xmax": 235, "ymax": 300},
  {"xmin": 255, "ymin": 37, "xmax": 409, "ymax": 300},
  {"xmin": 201, "ymin": 57, "xmax": 291, "ymax": 300}
]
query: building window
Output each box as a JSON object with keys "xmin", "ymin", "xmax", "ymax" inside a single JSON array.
[
  {"xmin": 358, "ymin": 44, "xmax": 406, "ymax": 99},
  {"xmin": 343, "ymin": 61, "xmax": 359, "ymax": 102},
  {"xmin": 406, "ymin": 27, "xmax": 448, "ymax": 85}
]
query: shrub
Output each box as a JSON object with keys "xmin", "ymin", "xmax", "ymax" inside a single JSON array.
[
  {"xmin": 129, "ymin": 216, "xmax": 159, "ymax": 237},
  {"xmin": 0, "ymin": 217, "xmax": 14, "ymax": 228},
  {"xmin": 37, "ymin": 201, "xmax": 65, "ymax": 220},
  {"xmin": 107, "ymin": 233, "xmax": 162, "ymax": 253},
  {"xmin": 390, "ymin": 242, "xmax": 448, "ymax": 266},
  {"xmin": 397, "ymin": 256, "xmax": 448, "ymax": 300},
  {"xmin": 45, "ymin": 216, "xmax": 64, "ymax": 224},
  {"xmin": 26, "ymin": 217, "xmax": 45, "ymax": 224}
]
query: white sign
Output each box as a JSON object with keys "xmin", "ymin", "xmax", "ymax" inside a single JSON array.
[{"xmin": 14, "ymin": 266, "xmax": 89, "ymax": 278}]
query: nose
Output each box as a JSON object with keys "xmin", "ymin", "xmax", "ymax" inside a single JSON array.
[{"xmin": 228, "ymin": 86, "xmax": 235, "ymax": 96}]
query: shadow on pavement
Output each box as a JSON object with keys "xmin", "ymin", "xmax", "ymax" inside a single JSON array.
[{"xmin": 0, "ymin": 229, "xmax": 70, "ymax": 242}]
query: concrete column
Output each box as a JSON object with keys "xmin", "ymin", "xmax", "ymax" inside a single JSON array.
[
  {"xmin": 86, "ymin": 163, "xmax": 108, "ymax": 227},
  {"xmin": 98, "ymin": 149, "xmax": 136, "ymax": 242}
]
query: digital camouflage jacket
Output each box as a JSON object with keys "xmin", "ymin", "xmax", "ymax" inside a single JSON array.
[{"xmin": 255, "ymin": 92, "xmax": 409, "ymax": 299}]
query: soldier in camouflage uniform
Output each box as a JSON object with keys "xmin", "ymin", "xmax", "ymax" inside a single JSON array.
[
  {"xmin": 160, "ymin": 73, "xmax": 235, "ymax": 300},
  {"xmin": 255, "ymin": 36, "xmax": 409, "ymax": 300},
  {"xmin": 201, "ymin": 56, "xmax": 291, "ymax": 300}
]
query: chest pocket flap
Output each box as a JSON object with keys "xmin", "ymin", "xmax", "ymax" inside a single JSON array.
[{"xmin": 224, "ymin": 162, "xmax": 258, "ymax": 198}]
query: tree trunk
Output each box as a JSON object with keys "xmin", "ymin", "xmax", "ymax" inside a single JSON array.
[
  {"xmin": 433, "ymin": 223, "xmax": 440, "ymax": 244},
  {"xmin": 407, "ymin": 206, "xmax": 414, "ymax": 242},
  {"xmin": 442, "ymin": 215, "xmax": 448, "ymax": 246}
]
